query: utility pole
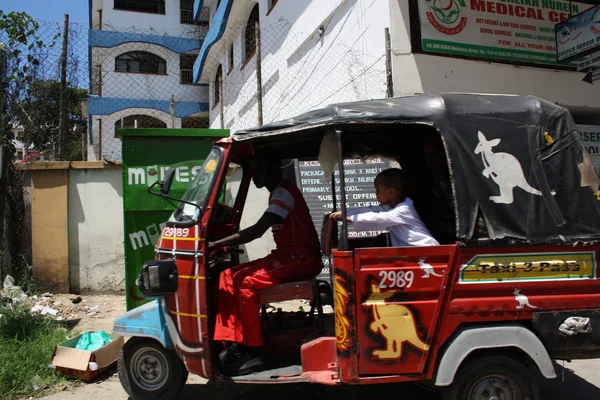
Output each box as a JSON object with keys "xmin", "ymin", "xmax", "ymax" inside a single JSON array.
[
  {"xmin": 384, "ymin": 28, "xmax": 394, "ymax": 98},
  {"xmin": 58, "ymin": 14, "xmax": 69, "ymax": 160},
  {"xmin": 255, "ymin": 21, "xmax": 263, "ymax": 126}
]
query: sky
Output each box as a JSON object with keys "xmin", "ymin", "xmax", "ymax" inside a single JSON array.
[{"xmin": 0, "ymin": 0, "xmax": 89, "ymax": 25}]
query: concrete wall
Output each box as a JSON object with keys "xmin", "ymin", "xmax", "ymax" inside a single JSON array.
[
  {"xmin": 389, "ymin": 1, "xmax": 600, "ymax": 110},
  {"xmin": 91, "ymin": 0, "xmax": 206, "ymax": 36},
  {"xmin": 92, "ymin": 43, "xmax": 207, "ymax": 102},
  {"xmin": 17, "ymin": 162, "xmax": 125, "ymax": 294},
  {"xmin": 68, "ymin": 166, "xmax": 124, "ymax": 293},
  {"xmin": 30, "ymin": 166, "xmax": 70, "ymax": 293}
]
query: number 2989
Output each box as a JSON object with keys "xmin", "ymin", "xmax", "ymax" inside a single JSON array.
[{"xmin": 378, "ymin": 270, "xmax": 414, "ymax": 289}]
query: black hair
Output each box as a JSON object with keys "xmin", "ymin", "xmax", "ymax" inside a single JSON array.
[
  {"xmin": 251, "ymin": 147, "xmax": 281, "ymax": 169},
  {"xmin": 375, "ymin": 168, "xmax": 407, "ymax": 191}
]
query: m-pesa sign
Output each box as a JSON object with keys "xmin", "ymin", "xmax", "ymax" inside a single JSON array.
[{"xmin": 419, "ymin": 0, "xmax": 594, "ymax": 67}]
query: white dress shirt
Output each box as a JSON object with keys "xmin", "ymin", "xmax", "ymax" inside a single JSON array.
[{"xmin": 347, "ymin": 197, "xmax": 439, "ymax": 247}]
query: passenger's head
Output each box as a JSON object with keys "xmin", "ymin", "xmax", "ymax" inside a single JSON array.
[
  {"xmin": 250, "ymin": 147, "xmax": 281, "ymax": 189},
  {"xmin": 374, "ymin": 168, "xmax": 407, "ymax": 207},
  {"xmin": 423, "ymin": 135, "xmax": 449, "ymax": 179}
]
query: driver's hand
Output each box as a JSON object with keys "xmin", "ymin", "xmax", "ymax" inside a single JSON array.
[{"xmin": 208, "ymin": 241, "xmax": 216, "ymax": 248}]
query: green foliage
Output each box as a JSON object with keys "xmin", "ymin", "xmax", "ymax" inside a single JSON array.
[
  {"xmin": 0, "ymin": 10, "xmax": 85, "ymax": 161},
  {"xmin": 0, "ymin": 303, "xmax": 69, "ymax": 399},
  {"xmin": 17, "ymin": 79, "xmax": 88, "ymax": 160}
]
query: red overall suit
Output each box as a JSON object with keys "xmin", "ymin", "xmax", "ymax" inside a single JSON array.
[{"xmin": 213, "ymin": 179, "xmax": 323, "ymax": 347}]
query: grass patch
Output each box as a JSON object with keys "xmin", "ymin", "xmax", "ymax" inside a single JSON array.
[{"xmin": 0, "ymin": 303, "xmax": 70, "ymax": 399}]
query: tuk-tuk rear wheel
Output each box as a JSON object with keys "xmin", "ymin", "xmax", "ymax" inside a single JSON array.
[
  {"xmin": 118, "ymin": 338, "xmax": 188, "ymax": 400},
  {"xmin": 444, "ymin": 355, "xmax": 540, "ymax": 400}
]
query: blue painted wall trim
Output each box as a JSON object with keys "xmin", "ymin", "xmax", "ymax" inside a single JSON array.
[
  {"xmin": 88, "ymin": 97, "xmax": 209, "ymax": 118},
  {"xmin": 193, "ymin": 0, "xmax": 235, "ymax": 84},
  {"xmin": 89, "ymin": 30, "xmax": 202, "ymax": 54}
]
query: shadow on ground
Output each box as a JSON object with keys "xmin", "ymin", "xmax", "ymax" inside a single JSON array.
[{"xmin": 166, "ymin": 360, "xmax": 600, "ymax": 400}]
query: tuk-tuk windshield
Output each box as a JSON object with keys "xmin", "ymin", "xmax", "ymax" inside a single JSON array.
[{"xmin": 169, "ymin": 147, "xmax": 223, "ymax": 223}]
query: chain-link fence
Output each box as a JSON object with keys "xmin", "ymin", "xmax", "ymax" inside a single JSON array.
[
  {"xmin": 0, "ymin": 12, "xmax": 90, "ymax": 284},
  {"xmin": 1, "ymin": 16, "xmax": 89, "ymax": 163},
  {"xmin": 88, "ymin": 15, "xmax": 388, "ymax": 161}
]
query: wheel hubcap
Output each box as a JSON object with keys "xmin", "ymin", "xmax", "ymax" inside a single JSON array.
[
  {"xmin": 470, "ymin": 375, "xmax": 519, "ymax": 400},
  {"xmin": 131, "ymin": 347, "xmax": 169, "ymax": 391}
]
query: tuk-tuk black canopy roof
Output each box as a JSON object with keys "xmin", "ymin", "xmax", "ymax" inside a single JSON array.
[{"xmin": 232, "ymin": 93, "xmax": 600, "ymax": 244}]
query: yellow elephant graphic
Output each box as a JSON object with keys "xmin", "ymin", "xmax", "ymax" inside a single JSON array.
[{"xmin": 365, "ymin": 284, "xmax": 429, "ymax": 359}]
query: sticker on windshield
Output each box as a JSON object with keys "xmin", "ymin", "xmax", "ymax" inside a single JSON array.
[{"xmin": 205, "ymin": 159, "xmax": 217, "ymax": 173}]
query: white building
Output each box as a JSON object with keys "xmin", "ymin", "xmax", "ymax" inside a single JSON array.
[
  {"xmin": 194, "ymin": 0, "xmax": 392, "ymax": 131},
  {"xmin": 87, "ymin": 0, "xmax": 212, "ymax": 161},
  {"xmin": 390, "ymin": 1, "xmax": 599, "ymax": 118}
]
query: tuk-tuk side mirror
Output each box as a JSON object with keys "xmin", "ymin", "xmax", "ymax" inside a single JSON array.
[{"xmin": 161, "ymin": 168, "xmax": 175, "ymax": 194}]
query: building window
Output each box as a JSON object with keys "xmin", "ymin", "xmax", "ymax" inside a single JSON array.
[
  {"xmin": 198, "ymin": 7, "xmax": 210, "ymax": 25},
  {"xmin": 267, "ymin": 0, "xmax": 278, "ymax": 14},
  {"xmin": 115, "ymin": 51, "xmax": 167, "ymax": 75},
  {"xmin": 244, "ymin": 4, "xmax": 259, "ymax": 64},
  {"xmin": 114, "ymin": 0, "xmax": 166, "ymax": 15},
  {"xmin": 214, "ymin": 65, "xmax": 222, "ymax": 107},
  {"xmin": 182, "ymin": 116, "xmax": 209, "ymax": 128},
  {"xmin": 180, "ymin": 54, "xmax": 196, "ymax": 85},
  {"xmin": 228, "ymin": 43, "xmax": 234, "ymax": 72},
  {"xmin": 180, "ymin": 0, "xmax": 194, "ymax": 24},
  {"xmin": 115, "ymin": 115, "xmax": 167, "ymax": 132}
]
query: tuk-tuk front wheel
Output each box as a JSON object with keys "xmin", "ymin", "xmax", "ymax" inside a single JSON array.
[
  {"xmin": 444, "ymin": 355, "xmax": 540, "ymax": 400},
  {"xmin": 118, "ymin": 338, "xmax": 188, "ymax": 400}
]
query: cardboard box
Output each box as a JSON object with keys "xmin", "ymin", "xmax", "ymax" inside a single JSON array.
[{"xmin": 51, "ymin": 332, "xmax": 124, "ymax": 381}]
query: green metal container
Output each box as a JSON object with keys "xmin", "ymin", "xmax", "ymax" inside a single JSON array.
[{"xmin": 118, "ymin": 128, "xmax": 228, "ymax": 310}]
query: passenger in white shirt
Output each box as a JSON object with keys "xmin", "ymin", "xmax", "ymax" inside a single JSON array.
[{"xmin": 330, "ymin": 168, "xmax": 439, "ymax": 247}]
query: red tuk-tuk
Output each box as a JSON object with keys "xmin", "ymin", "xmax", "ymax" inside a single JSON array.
[{"xmin": 114, "ymin": 93, "xmax": 600, "ymax": 400}]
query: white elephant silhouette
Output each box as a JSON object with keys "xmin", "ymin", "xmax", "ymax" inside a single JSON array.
[{"xmin": 474, "ymin": 131, "xmax": 543, "ymax": 204}]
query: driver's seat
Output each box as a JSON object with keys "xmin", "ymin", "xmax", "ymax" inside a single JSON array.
[
  {"xmin": 258, "ymin": 215, "xmax": 334, "ymax": 330},
  {"xmin": 258, "ymin": 278, "xmax": 324, "ymax": 330}
]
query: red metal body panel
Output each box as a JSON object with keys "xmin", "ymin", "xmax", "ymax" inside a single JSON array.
[
  {"xmin": 352, "ymin": 245, "xmax": 457, "ymax": 377},
  {"xmin": 332, "ymin": 250, "xmax": 360, "ymax": 384},
  {"xmin": 301, "ymin": 337, "xmax": 337, "ymax": 374}
]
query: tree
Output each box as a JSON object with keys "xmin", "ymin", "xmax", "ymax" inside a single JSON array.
[
  {"xmin": 0, "ymin": 11, "xmax": 58, "ymax": 281},
  {"xmin": 17, "ymin": 80, "xmax": 87, "ymax": 161}
]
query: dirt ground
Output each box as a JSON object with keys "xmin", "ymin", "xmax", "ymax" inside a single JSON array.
[{"xmin": 35, "ymin": 294, "xmax": 600, "ymax": 400}]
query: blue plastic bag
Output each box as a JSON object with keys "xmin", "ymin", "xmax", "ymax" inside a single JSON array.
[{"xmin": 75, "ymin": 330, "xmax": 112, "ymax": 352}]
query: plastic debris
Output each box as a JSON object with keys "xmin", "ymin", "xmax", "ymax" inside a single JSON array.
[
  {"xmin": 30, "ymin": 304, "xmax": 59, "ymax": 316},
  {"xmin": 75, "ymin": 330, "xmax": 112, "ymax": 352},
  {"xmin": 559, "ymin": 316, "xmax": 592, "ymax": 336},
  {"xmin": 2, "ymin": 275, "xmax": 28, "ymax": 303},
  {"xmin": 84, "ymin": 305, "xmax": 100, "ymax": 315},
  {"xmin": 88, "ymin": 362, "xmax": 98, "ymax": 371}
]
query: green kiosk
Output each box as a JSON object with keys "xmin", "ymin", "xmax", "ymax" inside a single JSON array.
[{"xmin": 118, "ymin": 128, "xmax": 228, "ymax": 310}]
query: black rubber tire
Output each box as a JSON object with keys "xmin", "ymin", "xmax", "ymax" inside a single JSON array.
[
  {"xmin": 118, "ymin": 338, "xmax": 188, "ymax": 400},
  {"xmin": 444, "ymin": 355, "xmax": 540, "ymax": 400}
]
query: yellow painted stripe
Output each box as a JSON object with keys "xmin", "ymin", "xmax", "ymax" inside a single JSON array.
[
  {"xmin": 169, "ymin": 310, "xmax": 207, "ymax": 318},
  {"xmin": 161, "ymin": 236, "xmax": 204, "ymax": 241},
  {"xmin": 179, "ymin": 275, "xmax": 205, "ymax": 280}
]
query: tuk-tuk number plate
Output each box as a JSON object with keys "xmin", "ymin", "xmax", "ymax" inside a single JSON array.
[{"xmin": 460, "ymin": 252, "xmax": 597, "ymax": 284}]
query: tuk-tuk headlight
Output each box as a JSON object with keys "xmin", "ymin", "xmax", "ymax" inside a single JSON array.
[{"xmin": 136, "ymin": 259, "xmax": 178, "ymax": 298}]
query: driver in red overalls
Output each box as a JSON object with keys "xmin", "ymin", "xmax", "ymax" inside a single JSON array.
[{"xmin": 208, "ymin": 147, "xmax": 322, "ymax": 376}]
